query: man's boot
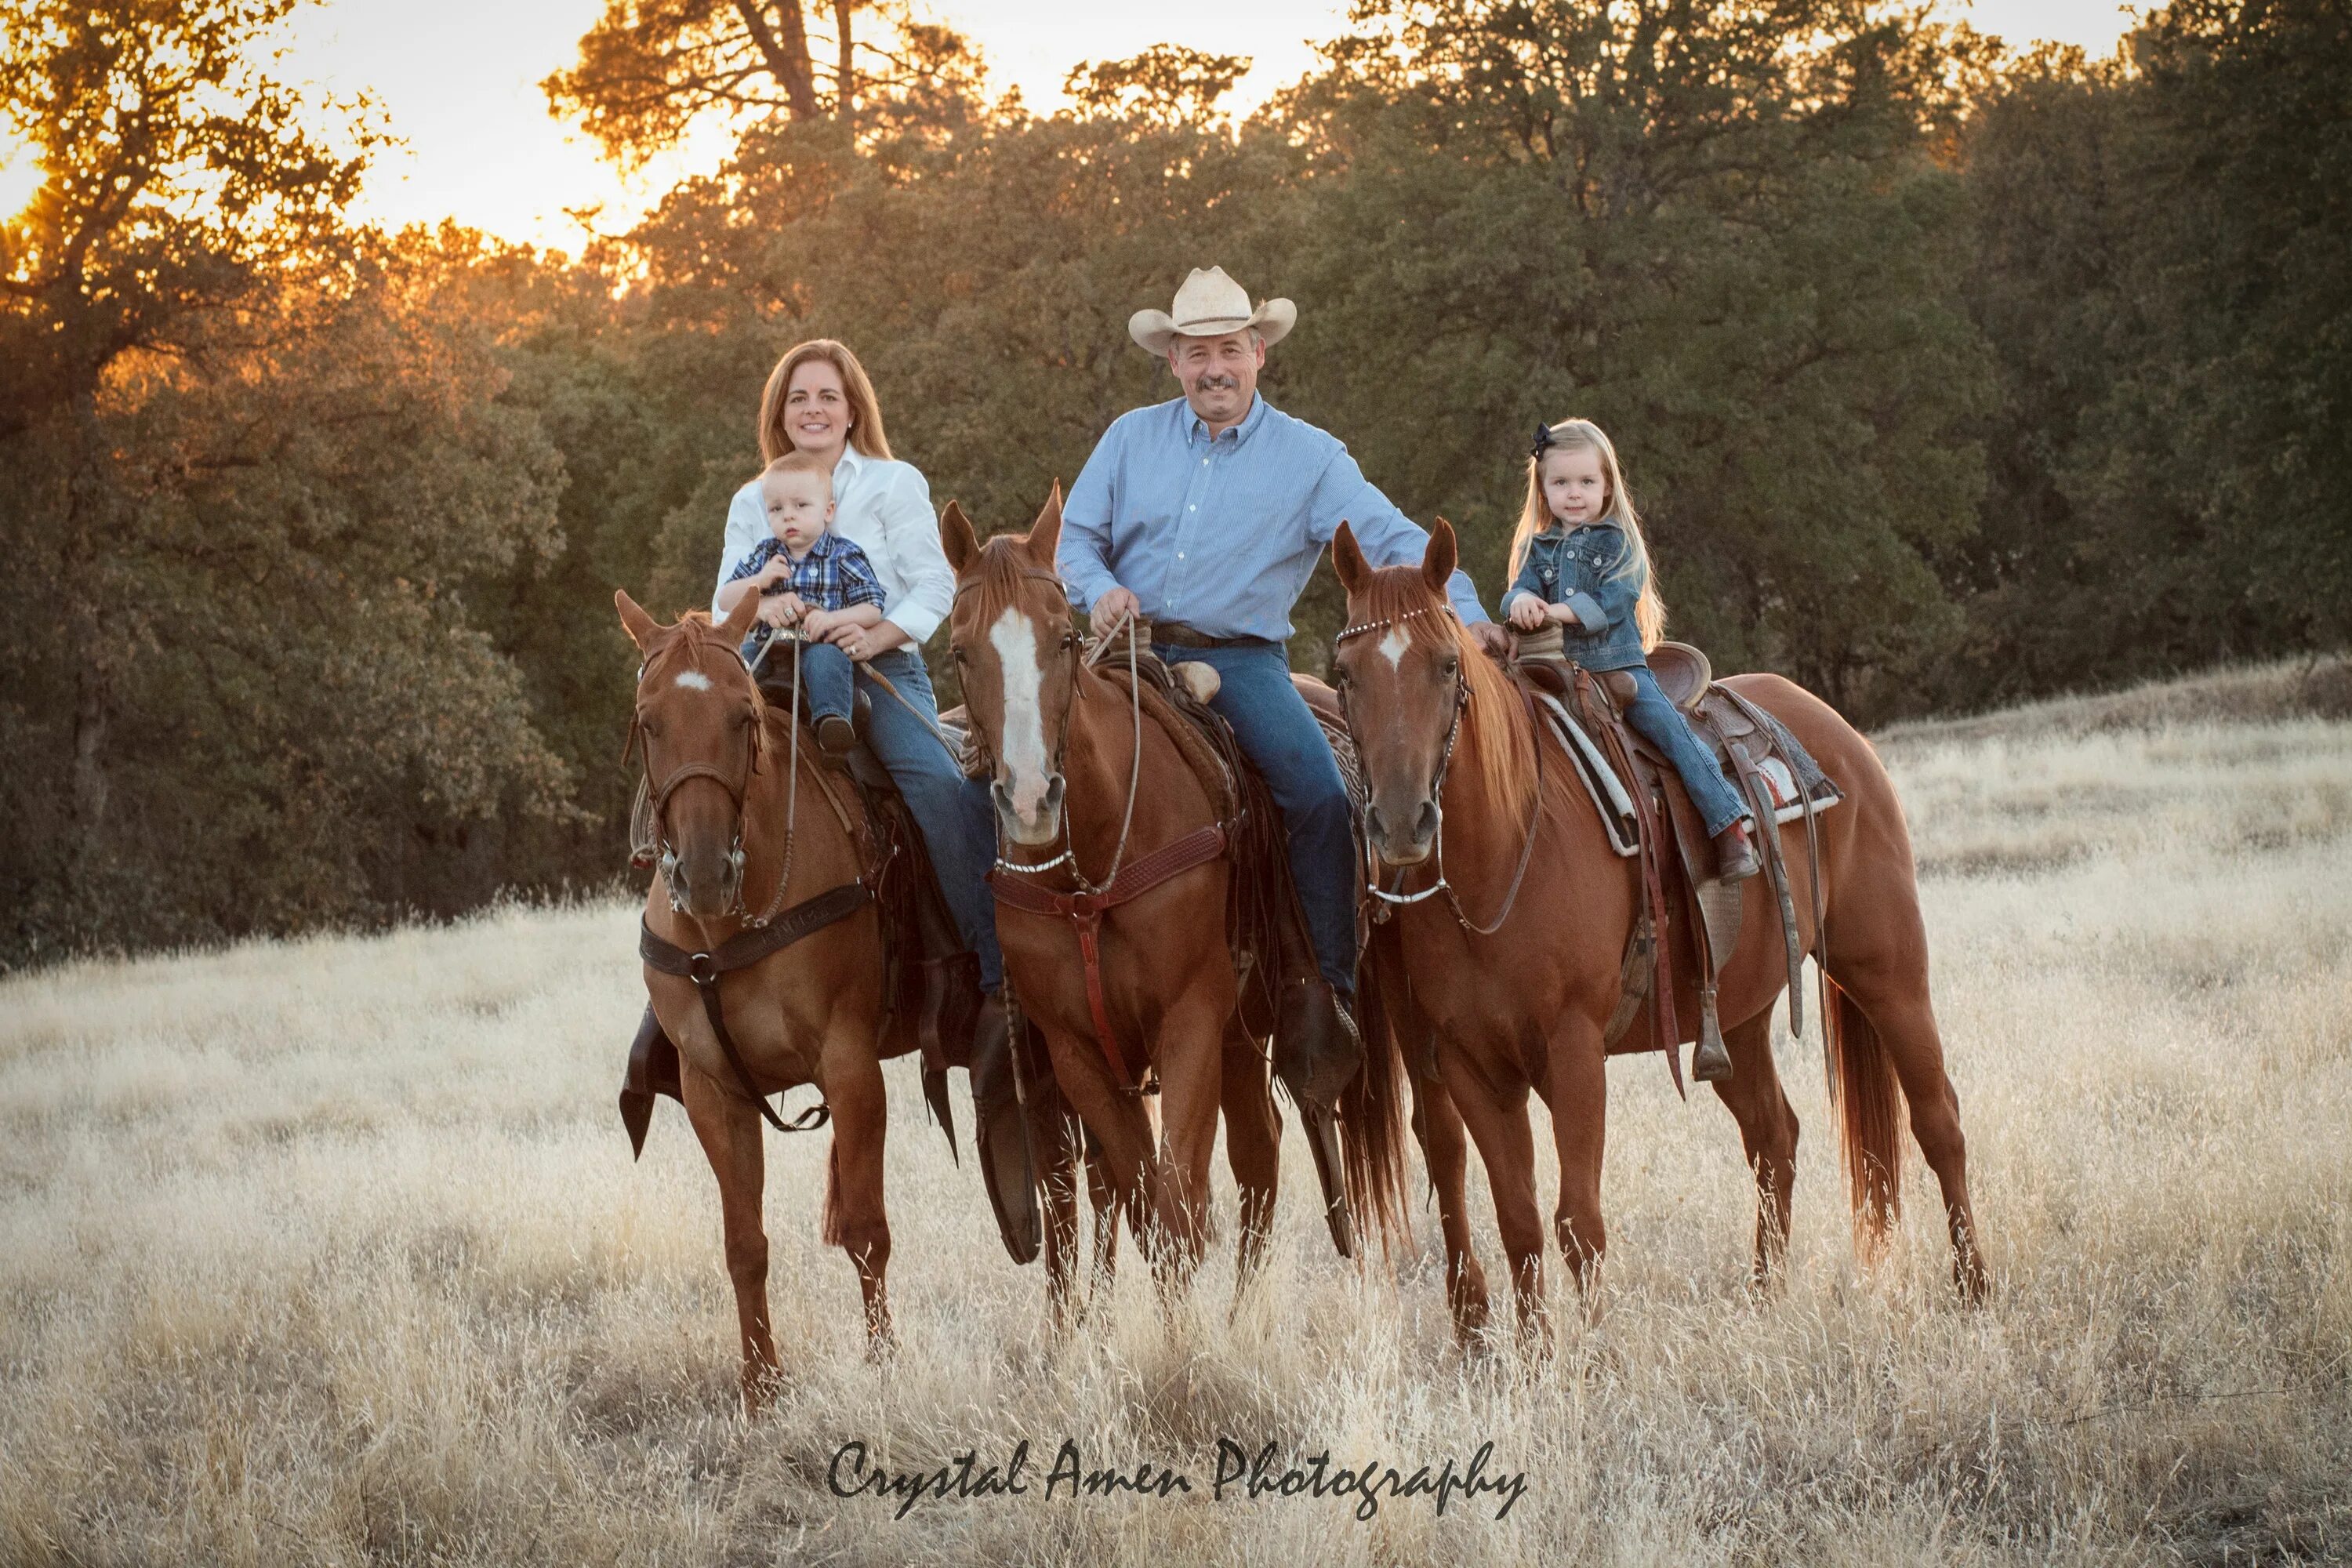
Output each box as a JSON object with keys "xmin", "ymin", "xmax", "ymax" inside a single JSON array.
[
  {"xmin": 970, "ymin": 992, "xmax": 1042, "ymax": 1265},
  {"xmin": 1713, "ymin": 819, "xmax": 1762, "ymax": 882},
  {"xmin": 1275, "ymin": 977, "xmax": 1364, "ymax": 1259}
]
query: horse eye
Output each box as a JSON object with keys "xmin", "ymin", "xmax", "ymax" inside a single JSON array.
[
  {"xmin": 950, "ymin": 645, "xmax": 968, "ymax": 664},
  {"xmin": 1441, "ymin": 658, "xmax": 1460, "ymax": 677},
  {"xmin": 1060, "ymin": 631, "xmax": 1079, "ymax": 651}
]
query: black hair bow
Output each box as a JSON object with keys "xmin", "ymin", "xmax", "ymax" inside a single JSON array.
[{"xmin": 1530, "ymin": 423, "xmax": 1556, "ymax": 458}]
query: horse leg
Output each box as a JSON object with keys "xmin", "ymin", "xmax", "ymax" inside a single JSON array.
[
  {"xmin": 679, "ymin": 1063, "xmax": 782, "ymax": 1414},
  {"xmin": 1151, "ymin": 990, "xmax": 1232, "ymax": 1295},
  {"xmin": 1708, "ymin": 1009, "xmax": 1800, "ymax": 1290},
  {"xmin": 1824, "ymin": 903, "xmax": 1990, "ymax": 1300},
  {"xmin": 1437, "ymin": 1049, "xmax": 1548, "ymax": 1345},
  {"xmin": 817, "ymin": 1030, "xmax": 893, "ymax": 1351},
  {"xmin": 1406, "ymin": 1068, "xmax": 1490, "ymax": 1341},
  {"xmin": 1219, "ymin": 1025, "xmax": 1280, "ymax": 1293},
  {"xmin": 1085, "ymin": 1133, "xmax": 1120, "ymax": 1297},
  {"xmin": 1010, "ymin": 1019, "xmax": 1086, "ymax": 1326},
  {"xmin": 1541, "ymin": 1018, "xmax": 1610, "ymax": 1308},
  {"xmin": 1038, "ymin": 1023, "xmax": 1161, "ymax": 1277}
]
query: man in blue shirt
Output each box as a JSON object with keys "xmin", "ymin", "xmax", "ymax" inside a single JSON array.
[{"xmin": 1061, "ymin": 267, "xmax": 1508, "ymax": 1094}]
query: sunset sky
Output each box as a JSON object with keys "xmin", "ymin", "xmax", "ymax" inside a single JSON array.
[{"xmin": 2, "ymin": 0, "xmax": 2147, "ymax": 252}]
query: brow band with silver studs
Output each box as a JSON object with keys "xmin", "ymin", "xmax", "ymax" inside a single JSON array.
[{"xmin": 1334, "ymin": 604, "xmax": 1455, "ymax": 642}]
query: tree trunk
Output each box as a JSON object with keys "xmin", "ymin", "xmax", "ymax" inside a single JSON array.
[
  {"xmin": 732, "ymin": 0, "xmax": 819, "ymax": 118},
  {"xmin": 64, "ymin": 386, "xmax": 113, "ymax": 880},
  {"xmin": 835, "ymin": 0, "xmax": 855, "ymax": 131}
]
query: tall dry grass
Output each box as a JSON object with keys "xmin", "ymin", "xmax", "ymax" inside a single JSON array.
[{"xmin": 3, "ymin": 668, "xmax": 2349, "ymax": 1565}]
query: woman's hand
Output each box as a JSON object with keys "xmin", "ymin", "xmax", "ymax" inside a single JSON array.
[
  {"xmin": 828, "ymin": 619, "xmax": 909, "ymax": 662},
  {"xmin": 758, "ymin": 592, "xmax": 806, "ymax": 629}
]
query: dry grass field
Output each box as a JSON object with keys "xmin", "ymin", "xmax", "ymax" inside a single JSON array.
[{"xmin": 5, "ymin": 660, "xmax": 2350, "ymax": 1566}]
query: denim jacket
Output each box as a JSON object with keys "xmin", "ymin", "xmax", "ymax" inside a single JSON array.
[{"xmin": 1503, "ymin": 520, "xmax": 1647, "ymax": 672}]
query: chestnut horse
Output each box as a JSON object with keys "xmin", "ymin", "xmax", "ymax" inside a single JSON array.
[
  {"xmin": 939, "ymin": 492, "xmax": 1408, "ymax": 1305},
  {"xmin": 1327, "ymin": 523, "xmax": 1988, "ymax": 1337},
  {"xmin": 617, "ymin": 588, "xmax": 898, "ymax": 1409}
]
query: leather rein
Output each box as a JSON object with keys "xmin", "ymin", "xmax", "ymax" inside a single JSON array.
[
  {"xmin": 962, "ymin": 568, "xmax": 1226, "ymax": 1089},
  {"xmin": 627, "ymin": 633, "xmax": 866, "ymax": 1133},
  {"xmin": 1334, "ymin": 605, "xmax": 1544, "ymax": 937}
]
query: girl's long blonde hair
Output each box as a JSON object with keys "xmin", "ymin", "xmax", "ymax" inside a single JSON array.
[
  {"xmin": 757, "ymin": 339, "xmax": 893, "ymax": 464},
  {"xmin": 1507, "ymin": 417, "xmax": 1665, "ymax": 650}
]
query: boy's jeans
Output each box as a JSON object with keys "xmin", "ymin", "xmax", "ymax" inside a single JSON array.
[
  {"xmin": 749, "ymin": 634, "xmax": 855, "ymax": 726},
  {"xmin": 794, "ymin": 640, "xmax": 854, "ymax": 725}
]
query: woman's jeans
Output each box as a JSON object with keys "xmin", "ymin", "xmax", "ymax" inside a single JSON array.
[
  {"xmin": 855, "ymin": 648, "xmax": 1004, "ymax": 992},
  {"xmin": 1617, "ymin": 662, "xmax": 1747, "ymax": 837}
]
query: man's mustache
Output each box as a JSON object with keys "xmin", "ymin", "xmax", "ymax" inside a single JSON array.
[{"xmin": 1195, "ymin": 374, "xmax": 1241, "ymax": 392}]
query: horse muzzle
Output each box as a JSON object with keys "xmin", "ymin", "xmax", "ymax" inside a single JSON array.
[
  {"xmin": 662, "ymin": 839, "xmax": 746, "ymax": 918},
  {"xmin": 991, "ymin": 771, "xmax": 1065, "ymax": 848},
  {"xmin": 1364, "ymin": 797, "xmax": 1439, "ymax": 868}
]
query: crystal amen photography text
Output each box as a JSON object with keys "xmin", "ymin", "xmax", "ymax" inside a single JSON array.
[{"xmin": 825, "ymin": 1437, "xmax": 1533, "ymax": 1521}]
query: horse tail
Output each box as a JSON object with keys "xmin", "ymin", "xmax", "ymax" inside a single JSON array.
[
  {"xmin": 1823, "ymin": 974, "xmax": 1904, "ymax": 1254},
  {"xmin": 1342, "ymin": 963, "xmax": 1414, "ymax": 1259},
  {"xmin": 820, "ymin": 1138, "xmax": 847, "ymax": 1248}
]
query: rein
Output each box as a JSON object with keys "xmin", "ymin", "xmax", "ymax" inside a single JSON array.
[{"xmin": 1337, "ymin": 608, "xmax": 1546, "ymax": 937}]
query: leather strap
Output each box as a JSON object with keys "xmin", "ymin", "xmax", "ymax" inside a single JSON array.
[
  {"xmin": 1580, "ymin": 673, "xmax": 1682, "ymax": 1098},
  {"xmin": 639, "ymin": 880, "xmax": 872, "ymax": 1131},
  {"xmin": 990, "ymin": 822, "xmax": 1228, "ymax": 1082}
]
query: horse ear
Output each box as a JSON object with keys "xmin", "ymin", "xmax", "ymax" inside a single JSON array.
[
  {"xmin": 720, "ymin": 587, "xmax": 763, "ymax": 643},
  {"xmin": 941, "ymin": 500, "xmax": 980, "ymax": 576},
  {"xmin": 1421, "ymin": 518, "xmax": 1459, "ymax": 594},
  {"xmin": 1025, "ymin": 481, "xmax": 1064, "ymax": 565},
  {"xmin": 615, "ymin": 590, "xmax": 662, "ymax": 652},
  {"xmin": 1331, "ymin": 521, "xmax": 1370, "ymax": 599}
]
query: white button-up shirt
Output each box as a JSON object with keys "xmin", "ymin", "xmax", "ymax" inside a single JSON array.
[{"xmin": 711, "ymin": 446, "xmax": 957, "ymax": 644}]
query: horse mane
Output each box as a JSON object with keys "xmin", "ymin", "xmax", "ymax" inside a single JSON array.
[
  {"xmin": 954, "ymin": 532, "xmax": 1064, "ymax": 633},
  {"xmin": 1348, "ymin": 567, "xmax": 1534, "ymax": 826}
]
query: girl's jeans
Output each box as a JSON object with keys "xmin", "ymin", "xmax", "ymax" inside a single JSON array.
[{"xmin": 1617, "ymin": 662, "xmax": 1747, "ymax": 837}]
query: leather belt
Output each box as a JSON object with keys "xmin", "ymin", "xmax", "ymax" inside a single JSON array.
[{"xmin": 1148, "ymin": 619, "xmax": 1277, "ymax": 652}]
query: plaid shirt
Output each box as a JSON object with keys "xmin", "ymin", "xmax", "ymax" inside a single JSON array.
[{"xmin": 728, "ymin": 529, "xmax": 887, "ymax": 653}]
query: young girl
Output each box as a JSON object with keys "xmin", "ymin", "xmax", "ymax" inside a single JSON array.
[{"xmin": 1502, "ymin": 419, "xmax": 1759, "ymax": 881}]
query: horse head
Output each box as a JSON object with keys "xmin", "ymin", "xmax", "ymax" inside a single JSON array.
[
  {"xmin": 1330, "ymin": 520, "xmax": 1526, "ymax": 868},
  {"xmin": 942, "ymin": 487, "xmax": 1078, "ymax": 848},
  {"xmin": 615, "ymin": 588, "xmax": 768, "ymax": 920}
]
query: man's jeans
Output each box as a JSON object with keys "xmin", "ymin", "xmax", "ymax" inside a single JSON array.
[
  {"xmin": 855, "ymin": 648, "xmax": 1004, "ymax": 992},
  {"xmin": 1617, "ymin": 662, "xmax": 1747, "ymax": 837},
  {"xmin": 1161, "ymin": 641, "xmax": 1356, "ymax": 997}
]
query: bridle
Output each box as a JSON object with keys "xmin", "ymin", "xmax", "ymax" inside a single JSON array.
[
  {"xmin": 1334, "ymin": 604, "xmax": 1543, "ymax": 937},
  {"xmin": 625, "ymin": 631, "xmax": 804, "ymax": 930},
  {"xmin": 952, "ymin": 569, "xmax": 1145, "ymax": 896}
]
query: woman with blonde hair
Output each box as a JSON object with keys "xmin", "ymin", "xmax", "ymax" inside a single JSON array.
[{"xmin": 1502, "ymin": 417, "xmax": 1759, "ymax": 880}]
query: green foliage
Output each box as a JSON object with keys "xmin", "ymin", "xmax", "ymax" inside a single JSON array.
[
  {"xmin": 0, "ymin": 2, "xmax": 575, "ymax": 963},
  {"xmin": 5, "ymin": 0, "xmax": 2345, "ymax": 964},
  {"xmin": 1944, "ymin": 0, "xmax": 2351, "ymax": 706}
]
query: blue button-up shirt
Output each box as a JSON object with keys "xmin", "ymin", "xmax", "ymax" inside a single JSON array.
[{"xmin": 1059, "ymin": 394, "xmax": 1490, "ymax": 641}]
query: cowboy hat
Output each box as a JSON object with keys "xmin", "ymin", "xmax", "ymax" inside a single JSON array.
[{"xmin": 1129, "ymin": 267, "xmax": 1297, "ymax": 355}]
